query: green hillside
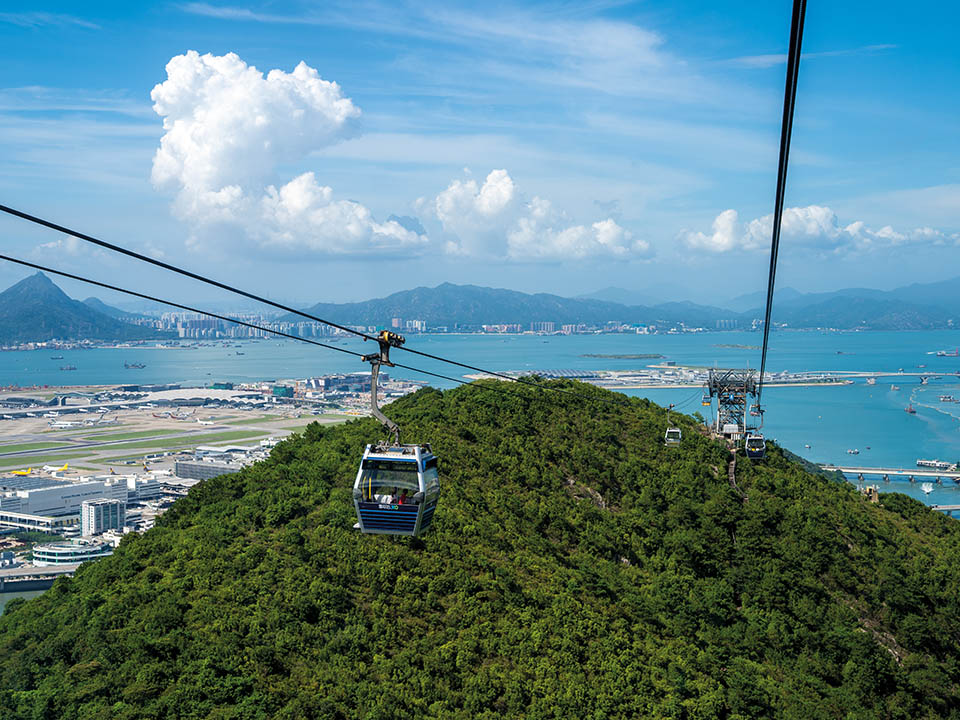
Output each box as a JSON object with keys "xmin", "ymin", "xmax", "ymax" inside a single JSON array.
[
  {"xmin": 2, "ymin": 381, "xmax": 959, "ymax": 718},
  {"xmin": 0, "ymin": 273, "xmax": 170, "ymax": 343}
]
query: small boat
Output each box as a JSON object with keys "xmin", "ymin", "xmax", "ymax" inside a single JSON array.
[
  {"xmin": 905, "ymin": 405, "xmax": 916, "ymax": 414},
  {"xmin": 865, "ymin": 446, "xmax": 871, "ymax": 450},
  {"xmin": 804, "ymin": 444, "xmax": 811, "ymax": 449},
  {"xmin": 940, "ymin": 395, "xmax": 955, "ymax": 402},
  {"xmin": 60, "ymin": 365, "xmax": 77, "ymax": 371},
  {"xmin": 890, "ymin": 385, "xmax": 900, "ymax": 391},
  {"xmin": 50, "ymin": 355, "xmax": 64, "ymax": 360},
  {"xmin": 847, "ymin": 448, "xmax": 860, "ymax": 455},
  {"xmin": 922, "ymin": 482, "xmax": 934, "ymax": 495},
  {"xmin": 236, "ymin": 351, "xmax": 245, "ymax": 355},
  {"xmin": 125, "ymin": 362, "xmax": 146, "ymax": 369}
]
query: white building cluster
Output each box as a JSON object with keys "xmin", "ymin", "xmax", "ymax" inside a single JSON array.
[{"xmin": 0, "ymin": 472, "xmax": 174, "ymax": 536}]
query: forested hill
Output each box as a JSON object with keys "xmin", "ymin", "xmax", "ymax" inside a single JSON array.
[
  {"xmin": 0, "ymin": 273, "xmax": 168, "ymax": 343},
  {"xmin": 3, "ymin": 382, "xmax": 960, "ymax": 718},
  {"xmin": 288, "ymin": 282, "xmax": 735, "ymax": 328}
]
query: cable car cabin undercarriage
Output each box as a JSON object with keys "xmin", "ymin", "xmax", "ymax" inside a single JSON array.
[{"xmin": 352, "ymin": 330, "xmax": 440, "ymax": 537}]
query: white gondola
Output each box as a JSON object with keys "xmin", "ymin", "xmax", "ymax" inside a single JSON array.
[
  {"xmin": 664, "ymin": 427, "xmax": 682, "ymax": 446},
  {"xmin": 745, "ymin": 433, "xmax": 766, "ymax": 459}
]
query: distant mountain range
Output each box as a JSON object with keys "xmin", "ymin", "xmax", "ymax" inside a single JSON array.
[
  {"xmin": 288, "ymin": 278, "xmax": 959, "ymax": 331},
  {"xmin": 728, "ymin": 278, "xmax": 960, "ymax": 316},
  {"xmin": 286, "ymin": 282, "xmax": 740, "ymax": 328},
  {"xmin": 0, "ymin": 273, "xmax": 170, "ymax": 344},
  {"xmin": 2, "ymin": 272, "xmax": 955, "ymax": 343}
]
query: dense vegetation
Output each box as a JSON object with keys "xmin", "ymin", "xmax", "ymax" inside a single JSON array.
[{"xmin": 2, "ymin": 380, "xmax": 960, "ymax": 718}]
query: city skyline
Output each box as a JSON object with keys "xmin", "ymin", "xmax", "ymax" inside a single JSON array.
[{"xmin": 1, "ymin": 1, "xmax": 957, "ymax": 306}]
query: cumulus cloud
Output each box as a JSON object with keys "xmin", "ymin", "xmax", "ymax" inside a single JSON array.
[
  {"xmin": 151, "ymin": 51, "xmax": 425, "ymax": 254},
  {"xmin": 681, "ymin": 205, "xmax": 958, "ymax": 254},
  {"xmin": 427, "ymin": 169, "xmax": 649, "ymax": 261}
]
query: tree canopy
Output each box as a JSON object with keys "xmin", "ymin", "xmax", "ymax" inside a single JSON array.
[{"xmin": 2, "ymin": 379, "xmax": 959, "ymax": 719}]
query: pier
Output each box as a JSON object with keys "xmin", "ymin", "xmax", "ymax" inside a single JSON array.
[
  {"xmin": 820, "ymin": 465, "xmax": 960, "ymax": 483},
  {"xmin": 0, "ymin": 563, "xmax": 79, "ymax": 591}
]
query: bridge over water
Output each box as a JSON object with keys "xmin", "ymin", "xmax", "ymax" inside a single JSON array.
[{"xmin": 820, "ymin": 465, "xmax": 960, "ymax": 483}]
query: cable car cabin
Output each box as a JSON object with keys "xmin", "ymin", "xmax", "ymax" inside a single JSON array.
[
  {"xmin": 701, "ymin": 395, "xmax": 711, "ymax": 406},
  {"xmin": 664, "ymin": 427, "xmax": 682, "ymax": 446},
  {"xmin": 353, "ymin": 444, "xmax": 439, "ymax": 536},
  {"xmin": 745, "ymin": 434, "xmax": 766, "ymax": 460}
]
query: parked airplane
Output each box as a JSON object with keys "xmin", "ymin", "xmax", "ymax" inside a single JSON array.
[
  {"xmin": 43, "ymin": 411, "xmax": 60, "ymax": 418},
  {"xmin": 49, "ymin": 420, "xmax": 82, "ymax": 429},
  {"xmin": 11, "ymin": 468, "xmax": 33, "ymax": 476},
  {"xmin": 197, "ymin": 419, "xmax": 215, "ymax": 426},
  {"xmin": 42, "ymin": 463, "xmax": 68, "ymax": 473}
]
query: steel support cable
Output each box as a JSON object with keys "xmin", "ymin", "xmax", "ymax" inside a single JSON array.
[
  {"xmin": 0, "ymin": 255, "xmax": 631, "ymax": 409},
  {"xmin": 757, "ymin": 0, "xmax": 806, "ymax": 408},
  {"xmin": 0, "ymin": 204, "xmax": 621, "ymax": 402}
]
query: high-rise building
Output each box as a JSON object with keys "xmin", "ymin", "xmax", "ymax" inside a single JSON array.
[{"xmin": 81, "ymin": 499, "xmax": 126, "ymax": 536}]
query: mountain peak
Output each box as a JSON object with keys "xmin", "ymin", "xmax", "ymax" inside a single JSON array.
[{"xmin": 0, "ymin": 273, "xmax": 167, "ymax": 343}]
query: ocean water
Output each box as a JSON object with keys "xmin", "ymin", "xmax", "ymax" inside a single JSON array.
[{"xmin": 2, "ymin": 330, "xmax": 958, "ymax": 506}]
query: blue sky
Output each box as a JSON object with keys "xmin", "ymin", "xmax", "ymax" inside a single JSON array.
[{"xmin": 0, "ymin": 1, "xmax": 957, "ymax": 308}]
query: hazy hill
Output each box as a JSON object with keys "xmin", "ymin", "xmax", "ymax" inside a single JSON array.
[
  {"xmin": 576, "ymin": 286, "xmax": 662, "ymax": 306},
  {"xmin": 2, "ymin": 382, "xmax": 959, "ymax": 717},
  {"xmin": 730, "ymin": 276, "xmax": 960, "ymax": 318},
  {"xmin": 82, "ymin": 296, "xmax": 145, "ymax": 320},
  {"xmin": 0, "ymin": 273, "xmax": 168, "ymax": 343},
  {"xmin": 290, "ymin": 282, "xmax": 739, "ymax": 328},
  {"xmin": 775, "ymin": 296, "xmax": 955, "ymax": 330}
]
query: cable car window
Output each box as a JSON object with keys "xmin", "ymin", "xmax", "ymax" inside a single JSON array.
[
  {"xmin": 359, "ymin": 460, "xmax": 420, "ymax": 501},
  {"xmin": 423, "ymin": 467, "xmax": 439, "ymax": 493}
]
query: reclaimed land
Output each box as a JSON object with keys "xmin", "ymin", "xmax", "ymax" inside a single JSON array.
[{"xmin": 1, "ymin": 380, "xmax": 959, "ymax": 718}]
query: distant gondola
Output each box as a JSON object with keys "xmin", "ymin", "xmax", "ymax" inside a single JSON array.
[
  {"xmin": 745, "ymin": 434, "xmax": 766, "ymax": 459},
  {"xmin": 664, "ymin": 427, "xmax": 682, "ymax": 446}
]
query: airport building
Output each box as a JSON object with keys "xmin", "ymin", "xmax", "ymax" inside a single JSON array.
[
  {"xmin": 81, "ymin": 498, "xmax": 126, "ymax": 536},
  {"xmin": 33, "ymin": 539, "xmax": 113, "ymax": 566},
  {"xmin": 0, "ymin": 479, "xmax": 127, "ymax": 517},
  {"xmin": 174, "ymin": 460, "xmax": 242, "ymax": 481}
]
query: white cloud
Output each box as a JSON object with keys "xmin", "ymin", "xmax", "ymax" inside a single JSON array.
[
  {"xmin": 727, "ymin": 44, "xmax": 897, "ymax": 69},
  {"xmin": 0, "ymin": 12, "xmax": 99, "ymax": 30},
  {"xmin": 428, "ymin": 169, "xmax": 648, "ymax": 261},
  {"xmin": 151, "ymin": 51, "xmax": 425, "ymax": 255},
  {"xmin": 681, "ymin": 205, "xmax": 958, "ymax": 254}
]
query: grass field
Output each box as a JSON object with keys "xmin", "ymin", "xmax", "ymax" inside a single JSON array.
[
  {"xmin": 100, "ymin": 429, "xmax": 269, "ymax": 451},
  {"xmin": 0, "ymin": 441, "xmax": 71, "ymax": 454},
  {"xmin": 78, "ymin": 429, "xmax": 186, "ymax": 442},
  {"xmin": 0, "ymin": 453, "xmax": 97, "ymax": 470},
  {"xmin": 227, "ymin": 415, "xmax": 280, "ymax": 426}
]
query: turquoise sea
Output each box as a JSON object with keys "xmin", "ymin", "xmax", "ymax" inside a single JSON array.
[{"xmin": 2, "ymin": 329, "xmax": 959, "ymax": 507}]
